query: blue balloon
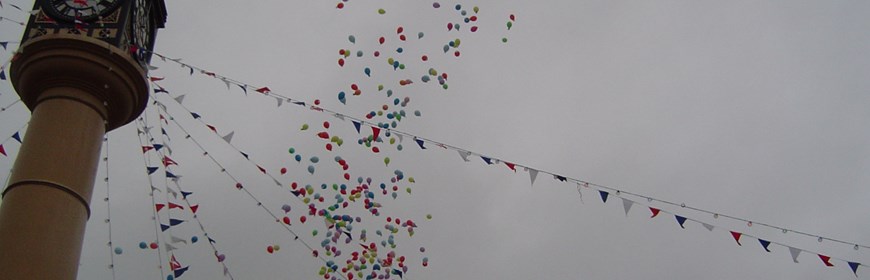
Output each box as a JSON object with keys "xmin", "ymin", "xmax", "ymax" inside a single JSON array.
[
  {"xmin": 443, "ymin": 44, "xmax": 450, "ymax": 53},
  {"xmin": 139, "ymin": 242, "xmax": 147, "ymax": 249},
  {"xmin": 396, "ymin": 47, "xmax": 403, "ymax": 53},
  {"xmin": 310, "ymin": 156, "xmax": 319, "ymax": 163},
  {"xmin": 114, "ymin": 247, "xmax": 123, "ymax": 255},
  {"xmin": 364, "ymin": 68, "xmax": 371, "ymax": 77},
  {"xmin": 295, "ymin": 155, "xmax": 302, "ymax": 162},
  {"xmin": 191, "ymin": 236, "xmax": 199, "ymax": 243},
  {"xmin": 308, "ymin": 165, "xmax": 315, "ymax": 174},
  {"xmin": 421, "ymin": 75, "xmax": 430, "ymax": 82}
]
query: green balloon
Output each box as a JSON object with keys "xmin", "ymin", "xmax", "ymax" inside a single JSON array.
[
  {"xmin": 288, "ymin": 147, "xmax": 295, "ymax": 154},
  {"xmin": 301, "ymin": 124, "xmax": 309, "ymax": 130},
  {"xmin": 384, "ymin": 157, "xmax": 391, "ymax": 166},
  {"xmin": 378, "ymin": 8, "xmax": 386, "ymax": 14},
  {"xmin": 507, "ymin": 21, "xmax": 513, "ymax": 30}
]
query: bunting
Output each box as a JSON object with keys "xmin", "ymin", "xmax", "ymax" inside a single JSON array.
[
  {"xmin": 731, "ymin": 231, "xmax": 743, "ymax": 246},
  {"xmin": 0, "ymin": 144, "xmax": 5, "ymax": 156},
  {"xmin": 11, "ymin": 132, "xmax": 20, "ymax": 143},
  {"xmin": 528, "ymin": 169, "xmax": 538, "ymax": 186},
  {"xmin": 819, "ymin": 254, "xmax": 834, "ymax": 267},
  {"xmin": 675, "ymin": 215, "xmax": 687, "ymax": 229},
  {"xmin": 621, "ymin": 198, "xmax": 633, "ymax": 216},
  {"xmin": 649, "ymin": 207, "xmax": 661, "ymax": 218},
  {"xmin": 598, "ymin": 190, "xmax": 609, "ymax": 203},
  {"xmin": 758, "ymin": 239, "xmax": 772, "ymax": 252}
]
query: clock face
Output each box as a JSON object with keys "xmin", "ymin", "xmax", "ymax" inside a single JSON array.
[
  {"xmin": 41, "ymin": 0, "xmax": 123, "ymax": 22},
  {"xmin": 133, "ymin": 0, "xmax": 151, "ymax": 50}
]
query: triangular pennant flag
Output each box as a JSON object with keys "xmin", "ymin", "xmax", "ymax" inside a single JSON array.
[
  {"xmin": 528, "ymin": 169, "xmax": 539, "ymax": 186},
  {"xmin": 396, "ymin": 134, "xmax": 404, "ymax": 142},
  {"xmin": 649, "ymin": 207, "xmax": 661, "ymax": 218},
  {"xmin": 371, "ymin": 127, "xmax": 381, "ymax": 140},
  {"xmin": 11, "ymin": 132, "xmax": 21, "ymax": 143},
  {"xmin": 621, "ymin": 198, "xmax": 633, "ymax": 216},
  {"xmin": 181, "ymin": 191, "xmax": 193, "ymax": 199},
  {"xmin": 789, "ymin": 247, "xmax": 801, "ymax": 263},
  {"xmin": 174, "ymin": 266, "xmax": 189, "ymax": 278},
  {"xmin": 415, "ymin": 138, "xmax": 426, "ymax": 149},
  {"xmin": 240, "ymin": 151, "xmax": 249, "ymax": 159},
  {"xmin": 154, "ymin": 87, "xmax": 168, "ymax": 94},
  {"xmin": 221, "ymin": 78, "xmax": 231, "ymax": 89},
  {"xmin": 170, "ymin": 255, "xmax": 182, "ymax": 271},
  {"xmin": 155, "ymin": 204, "xmax": 165, "ymax": 212},
  {"xmin": 257, "ymin": 165, "xmax": 266, "ymax": 174},
  {"xmin": 168, "ymin": 202, "xmax": 184, "ymax": 210},
  {"xmin": 147, "ymin": 167, "xmax": 159, "ymax": 175},
  {"xmin": 730, "ymin": 231, "xmax": 743, "ymax": 246},
  {"xmin": 171, "ymin": 235, "xmax": 188, "ymax": 244},
  {"xmin": 190, "ymin": 112, "xmax": 201, "ymax": 119},
  {"xmin": 758, "ymin": 239, "xmax": 772, "ymax": 252},
  {"xmin": 174, "ymin": 94, "xmax": 186, "ymax": 104},
  {"xmin": 481, "ymin": 156, "xmax": 493, "ymax": 165},
  {"xmin": 166, "ymin": 186, "xmax": 178, "ymax": 198},
  {"xmin": 276, "ymin": 97, "xmax": 284, "ymax": 107},
  {"xmin": 149, "ymin": 76, "xmax": 164, "ymax": 82},
  {"xmin": 575, "ymin": 183, "xmax": 584, "ymax": 202},
  {"xmin": 849, "ymin": 262, "xmax": 860, "ymax": 276},
  {"xmin": 208, "ymin": 237, "xmax": 216, "ymax": 244},
  {"xmin": 599, "ymin": 190, "xmax": 609, "ymax": 203},
  {"xmin": 675, "ymin": 215, "xmax": 688, "ymax": 229},
  {"xmin": 0, "ymin": 42, "xmax": 7, "ymax": 50},
  {"xmin": 163, "ymin": 156, "xmax": 178, "ymax": 167},
  {"xmin": 160, "ymin": 224, "xmax": 170, "ymax": 231},
  {"xmin": 255, "ymin": 87, "xmax": 271, "ymax": 94},
  {"xmin": 555, "ymin": 175, "xmax": 567, "ymax": 182},
  {"xmin": 819, "ymin": 254, "xmax": 834, "ymax": 267},
  {"xmin": 169, "ymin": 219, "xmax": 185, "ymax": 226},
  {"xmin": 352, "ymin": 121, "xmax": 362, "ymax": 133},
  {"xmin": 222, "ymin": 131, "xmax": 234, "ymax": 143},
  {"xmin": 1, "ymin": 68, "xmax": 7, "ymax": 81},
  {"xmin": 190, "ymin": 204, "xmax": 199, "ymax": 214},
  {"xmin": 504, "ymin": 162, "xmax": 517, "ymax": 172},
  {"xmin": 458, "ymin": 150, "xmax": 471, "ymax": 162},
  {"xmin": 161, "ymin": 128, "xmax": 169, "ymax": 137},
  {"xmin": 206, "ymin": 124, "xmax": 217, "ymax": 133},
  {"xmin": 292, "ymin": 101, "xmax": 305, "ymax": 106},
  {"xmin": 142, "ymin": 146, "xmax": 154, "ymax": 153},
  {"xmin": 238, "ymin": 84, "xmax": 247, "ymax": 95},
  {"xmin": 702, "ymin": 223, "xmax": 715, "ymax": 231},
  {"xmin": 153, "ymin": 144, "xmax": 164, "ymax": 151},
  {"xmin": 0, "ymin": 144, "xmax": 6, "ymax": 156}
]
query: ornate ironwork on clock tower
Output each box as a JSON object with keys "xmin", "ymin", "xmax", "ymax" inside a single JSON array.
[{"xmin": 0, "ymin": 1, "xmax": 167, "ymax": 279}]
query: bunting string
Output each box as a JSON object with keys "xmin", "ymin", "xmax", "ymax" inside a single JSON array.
[
  {"xmin": 146, "ymin": 96, "xmax": 349, "ymax": 280},
  {"xmin": 0, "ymin": 99, "xmax": 21, "ymax": 113},
  {"xmin": 145, "ymin": 50, "xmax": 867, "ymax": 275},
  {"xmin": 148, "ymin": 49, "xmax": 870, "ymax": 252},
  {"xmin": 146, "ymin": 98, "xmax": 237, "ymax": 279},
  {"xmin": 134, "ymin": 113, "xmax": 168, "ymax": 280},
  {"xmin": 101, "ymin": 134, "xmax": 118, "ymax": 279}
]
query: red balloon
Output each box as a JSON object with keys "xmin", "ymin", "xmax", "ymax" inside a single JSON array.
[
  {"xmin": 267, "ymin": 246, "xmax": 274, "ymax": 254},
  {"xmin": 323, "ymin": 121, "xmax": 330, "ymax": 129},
  {"xmin": 399, "ymin": 34, "xmax": 406, "ymax": 41},
  {"xmin": 351, "ymin": 84, "xmax": 359, "ymax": 90},
  {"xmin": 397, "ymin": 26, "xmax": 404, "ymax": 34},
  {"xmin": 470, "ymin": 26, "xmax": 478, "ymax": 32},
  {"xmin": 280, "ymin": 167, "xmax": 287, "ymax": 175},
  {"xmin": 470, "ymin": 16, "xmax": 478, "ymax": 22},
  {"xmin": 339, "ymin": 49, "xmax": 345, "ymax": 55},
  {"xmin": 235, "ymin": 183, "xmax": 243, "ymax": 189},
  {"xmin": 441, "ymin": 73, "xmax": 448, "ymax": 79},
  {"xmin": 379, "ymin": 37, "xmax": 385, "ymax": 44},
  {"xmin": 318, "ymin": 132, "xmax": 330, "ymax": 139},
  {"xmin": 314, "ymin": 99, "xmax": 321, "ymax": 105},
  {"xmin": 421, "ymin": 55, "xmax": 428, "ymax": 61},
  {"xmin": 374, "ymin": 51, "xmax": 380, "ymax": 57},
  {"xmin": 283, "ymin": 217, "xmax": 291, "ymax": 224},
  {"xmin": 326, "ymin": 143, "xmax": 333, "ymax": 151},
  {"xmin": 336, "ymin": 3, "xmax": 344, "ymax": 9},
  {"xmin": 338, "ymin": 58, "xmax": 345, "ymax": 67},
  {"xmin": 510, "ymin": 14, "xmax": 516, "ymax": 21},
  {"xmin": 372, "ymin": 147, "xmax": 380, "ymax": 153},
  {"xmin": 344, "ymin": 173, "xmax": 351, "ymax": 180},
  {"xmin": 454, "ymin": 51, "xmax": 460, "ymax": 57},
  {"xmin": 300, "ymin": 216, "xmax": 307, "ymax": 223},
  {"xmin": 150, "ymin": 242, "xmax": 158, "ymax": 249},
  {"xmin": 447, "ymin": 23, "xmax": 453, "ymax": 31}
]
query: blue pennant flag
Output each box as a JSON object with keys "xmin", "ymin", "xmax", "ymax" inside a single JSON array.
[
  {"xmin": 555, "ymin": 175, "xmax": 567, "ymax": 182},
  {"xmin": 166, "ymin": 171, "xmax": 178, "ymax": 178},
  {"xmin": 0, "ymin": 69, "xmax": 6, "ymax": 81},
  {"xmin": 153, "ymin": 144, "xmax": 164, "ymax": 151},
  {"xmin": 292, "ymin": 101, "xmax": 306, "ymax": 106},
  {"xmin": 154, "ymin": 87, "xmax": 168, "ymax": 94},
  {"xmin": 161, "ymin": 128, "xmax": 168, "ymax": 136},
  {"xmin": 208, "ymin": 237, "xmax": 216, "ymax": 244},
  {"xmin": 392, "ymin": 268, "xmax": 404, "ymax": 279},
  {"xmin": 190, "ymin": 112, "xmax": 201, "ymax": 119},
  {"xmin": 0, "ymin": 42, "xmax": 7, "ymax": 50},
  {"xmin": 169, "ymin": 219, "xmax": 185, "ymax": 226},
  {"xmin": 147, "ymin": 167, "xmax": 159, "ymax": 175},
  {"xmin": 240, "ymin": 151, "xmax": 249, "ymax": 159},
  {"xmin": 174, "ymin": 266, "xmax": 190, "ymax": 278},
  {"xmin": 675, "ymin": 215, "xmax": 688, "ymax": 229},
  {"xmin": 11, "ymin": 132, "xmax": 21, "ymax": 143},
  {"xmin": 181, "ymin": 191, "xmax": 193, "ymax": 199},
  {"xmin": 480, "ymin": 156, "xmax": 493, "ymax": 165},
  {"xmin": 758, "ymin": 239, "xmax": 772, "ymax": 252},
  {"xmin": 849, "ymin": 262, "xmax": 860, "ymax": 276},
  {"xmin": 415, "ymin": 138, "xmax": 426, "ymax": 149},
  {"xmin": 353, "ymin": 121, "xmax": 362, "ymax": 133},
  {"xmin": 599, "ymin": 190, "xmax": 609, "ymax": 203},
  {"xmin": 160, "ymin": 224, "xmax": 170, "ymax": 231},
  {"xmin": 238, "ymin": 84, "xmax": 247, "ymax": 95}
]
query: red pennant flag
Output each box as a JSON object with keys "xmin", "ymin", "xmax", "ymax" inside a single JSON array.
[
  {"xmin": 649, "ymin": 207, "xmax": 661, "ymax": 218},
  {"xmin": 202, "ymin": 71, "xmax": 216, "ymax": 77},
  {"xmin": 142, "ymin": 146, "xmax": 154, "ymax": 153},
  {"xmin": 257, "ymin": 165, "xmax": 266, "ymax": 174},
  {"xmin": 156, "ymin": 204, "xmax": 165, "ymax": 212},
  {"xmin": 818, "ymin": 254, "xmax": 834, "ymax": 267},
  {"xmin": 0, "ymin": 144, "xmax": 6, "ymax": 156},
  {"xmin": 504, "ymin": 162, "xmax": 517, "ymax": 172},
  {"xmin": 159, "ymin": 114, "xmax": 167, "ymax": 124},
  {"xmin": 163, "ymin": 156, "xmax": 178, "ymax": 167},
  {"xmin": 149, "ymin": 76, "xmax": 165, "ymax": 82},
  {"xmin": 206, "ymin": 124, "xmax": 217, "ymax": 133},
  {"xmin": 168, "ymin": 203, "xmax": 185, "ymax": 210},
  {"xmin": 190, "ymin": 205, "xmax": 199, "ymax": 214},
  {"xmin": 169, "ymin": 254, "xmax": 182, "ymax": 271},
  {"xmin": 255, "ymin": 87, "xmax": 271, "ymax": 94},
  {"xmin": 372, "ymin": 127, "xmax": 381, "ymax": 140},
  {"xmin": 730, "ymin": 231, "xmax": 743, "ymax": 246}
]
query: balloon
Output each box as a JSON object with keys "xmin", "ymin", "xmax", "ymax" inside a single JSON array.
[
  {"xmin": 399, "ymin": 64, "xmax": 405, "ymax": 70},
  {"xmin": 338, "ymin": 58, "xmax": 345, "ymax": 67},
  {"xmin": 400, "ymin": 34, "xmax": 407, "ymax": 41},
  {"xmin": 409, "ymin": 177, "xmax": 416, "ymax": 183},
  {"xmin": 379, "ymin": 37, "xmax": 385, "ymax": 44},
  {"xmin": 421, "ymin": 76, "xmax": 430, "ymax": 83},
  {"xmin": 418, "ymin": 32, "xmax": 424, "ymax": 39},
  {"xmin": 454, "ymin": 51, "xmax": 460, "ymax": 57},
  {"xmin": 114, "ymin": 247, "xmax": 123, "ymax": 255},
  {"xmin": 421, "ymin": 55, "xmax": 428, "ymax": 61},
  {"xmin": 414, "ymin": 110, "xmax": 421, "ymax": 116},
  {"xmin": 348, "ymin": 35, "xmax": 355, "ymax": 44},
  {"xmin": 429, "ymin": 68, "xmax": 438, "ymax": 76},
  {"xmin": 455, "ymin": 4, "xmax": 461, "ymax": 10},
  {"xmin": 387, "ymin": 58, "xmax": 395, "ymax": 65},
  {"xmin": 167, "ymin": 275, "xmax": 174, "ymax": 280},
  {"xmin": 447, "ymin": 23, "xmax": 453, "ymax": 31},
  {"xmin": 426, "ymin": 214, "xmax": 432, "ymax": 220},
  {"xmin": 443, "ymin": 44, "xmax": 450, "ymax": 53},
  {"xmin": 364, "ymin": 67, "xmax": 371, "ymax": 77},
  {"xmin": 336, "ymin": 2, "xmax": 344, "ymax": 9},
  {"xmin": 280, "ymin": 167, "xmax": 287, "ymax": 174},
  {"xmin": 420, "ymin": 247, "xmax": 426, "ymax": 253},
  {"xmin": 454, "ymin": 38, "xmax": 461, "ymax": 47},
  {"xmin": 474, "ymin": 6, "xmax": 479, "ymax": 13},
  {"xmin": 288, "ymin": 147, "xmax": 295, "ymax": 154},
  {"xmin": 471, "ymin": 26, "xmax": 478, "ymax": 32},
  {"xmin": 274, "ymin": 245, "xmax": 280, "ymax": 251},
  {"xmin": 191, "ymin": 236, "xmax": 199, "ymax": 243},
  {"xmin": 282, "ymin": 204, "xmax": 292, "ymax": 212},
  {"xmin": 139, "ymin": 242, "xmax": 147, "ymax": 249},
  {"xmin": 301, "ymin": 124, "xmax": 309, "ymax": 130},
  {"xmin": 150, "ymin": 242, "xmax": 158, "ymax": 249},
  {"xmin": 310, "ymin": 156, "xmax": 319, "ymax": 163},
  {"xmin": 502, "ymin": 37, "xmax": 508, "ymax": 43},
  {"xmin": 374, "ymin": 51, "xmax": 380, "ymax": 57},
  {"xmin": 384, "ymin": 157, "xmax": 390, "ymax": 166},
  {"xmin": 312, "ymin": 229, "xmax": 318, "ymax": 236},
  {"xmin": 295, "ymin": 155, "xmax": 302, "ymax": 162},
  {"xmin": 391, "ymin": 192, "xmax": 398, "ymax": 199},
  {"xmin": 397, "ymin": 26, "xmax": 404, "ymax": 34},
  {"xmin": 378, "ymin": 8, "xmax": 386, "ymax": 14},
  {"xmin": 432, "ymin": 2, "xmax": 440, "ymax": 8},
  {"xmin": 387, "ymin": 89, "xmax": 393, "ymax": 97},
  {"xmin": 307, "ymin": 165, "xmax": 315, "ymax": 174},
  {"xmin": 510, "ymin": 14, "xmax": 516, "ymax": 21},
  {"xmin": 217, "ymin": 254, "xmax": 226, "ymax": 262},
  {"xmin": 267, "ymin": 246, "xmax": 274, "ymax": 254},
  {"xmin": 507, "ymin": 21, "xmax": 513, "ymax": 30},
  {"xmin": 356, "ymin": 50, "xmax": 363, "ymax": 57},
  {"xmin": 396, "ymin": 47, "xmax": 403, "ymax": 54}
]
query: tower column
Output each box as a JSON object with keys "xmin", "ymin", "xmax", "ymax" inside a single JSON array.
[{"xmin": 0, "ymin": 34, "xmax": 149, "ymax": 280}]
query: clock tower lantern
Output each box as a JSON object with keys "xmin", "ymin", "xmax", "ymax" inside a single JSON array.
[{"xmin": 0, "ymin": 1, "xmax": 167, "ymax": 279}]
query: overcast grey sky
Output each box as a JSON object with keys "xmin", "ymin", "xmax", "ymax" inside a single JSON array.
[{"xmin": 1, "ymin": 1, "xmax": 869, "ymax": 279}]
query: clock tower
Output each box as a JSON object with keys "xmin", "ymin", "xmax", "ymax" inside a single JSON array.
[{"xmin": 0, "ymin": 1, "xmax": 167, "ymax": 279}]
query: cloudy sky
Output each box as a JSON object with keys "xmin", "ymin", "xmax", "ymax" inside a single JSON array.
[{"xmin": 1, "ymin": 1, "xmax": 869, "ymax": 279}]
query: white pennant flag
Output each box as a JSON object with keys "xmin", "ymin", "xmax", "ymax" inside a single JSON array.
[
  {"xmin": 165, "ymin": 243, "xmax": 178, "ymax": 251},
  {"xmin": 173, "ymin": 94, "xmax": 186, "ymax": 104},
  {"xmin": 396, "ymin": 134, "xmax": 404, "ymax": 142},
  {"xmin": 221, "ymin": 78, "xmax": 231, "ymax": 90},
  {"xmin": 789, "ymin": 247, "xmax": 801, "ymax": 263},
  {"xmin": 171, "ymin": 235, "xmax": 188, "ymax": 244},
  {"xmin": 575, "ymin": 183, "xmax": 584, "ymax": 203},
  {"xmin": 223, "ymin": 265, "xmax": 230, "ymax": 276},
  {"xmin": 333, "ymin": 114, "xmax": 345, "ymax": 121},
  {"xmin": 622, "ymin": 198, "xmax": 633, "ymax": 216},
  {"xmin": 275, "ymin": 97, "xmax": 283, "ymax": 107},
  {"xmin": 222, "ymin": 131, "xmax": 234, "ymax": 144},
  {"xmin": 458, "ymin": 150, "xmax": 471, "ymax": 162},
  {"xmin": 528, "ymin": 169, "xmax": 539, "ymax": 186},
  {"xmin": 166, "ymin": 187, "xmax": 178, "ymax": 198},
  {"xmin": 702, "ymin": 223, "xmax": 715, "ymax": 231}
]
